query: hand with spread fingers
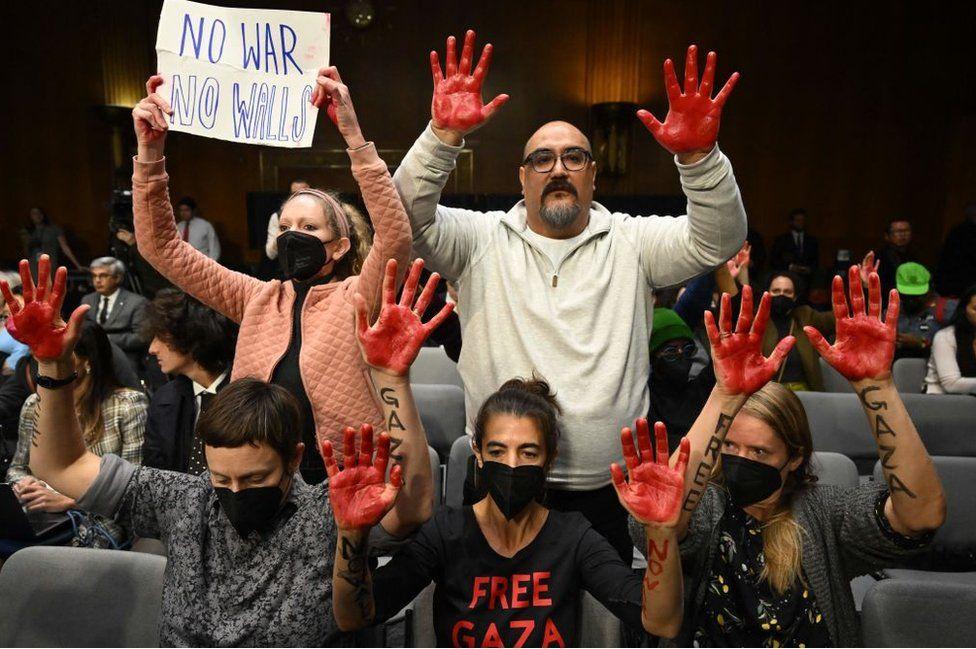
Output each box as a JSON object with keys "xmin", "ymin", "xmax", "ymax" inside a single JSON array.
[
  {"xmin": 430, "ymin": 29, "xmax": 510, "ymax": 141},
  {"xmin": 706, "ymin": 285, "xmax": 796, "ymax": 395},
  {"xmin": 354, "ymin": 258, "xmax": 455, "ymax": 377},
  {"xmin": 611, "ymin": 419, "xmax": 690, "ymax": 528},
  {"xmin": 310, "ymin": 66, "xmax": 365, "ymax": 147},
  {"xmin": 323, "ymin": 424, "xmax": 403, "ymax": 531},
  {"xmin": 805, "ymin": 265, "xmax": 898, "ymax": 384},
  {"xmin": 637, "ymin": 44, "xmax": 739, "ymax": 160},
  {"xmin": 858, "ymin": 251, "xmax": 880, "ymax": 287},
  {"xmin": 726, "ymin": 241, "xmax": 751, "ymax": 282},
  {"xmin": 1, "ymin": 255, "xmax": 89, "ymax": 362}
]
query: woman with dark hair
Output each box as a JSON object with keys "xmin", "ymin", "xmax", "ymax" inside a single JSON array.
[
  {"xmin": 925, "ymin": 283, "xmax": 976, "ymax": 394},
  {"xmin": 325, "ymin": 374, "xmax": 695, "ymax": 645},
  {"xmin": 763, "ymin": 270, "xmax": 835, "ymax": 391},
  {"xmin": 130, "ymin": 66, "xmax": 412, "ymax": 484},
  {"xmin": 140, "ymin": 289, "xmax": 239, "ymax": 473},
  {"xmin": 20, "ymin": 206, "xmax": 83, "ymax": 274},
  {"xmin": 4, "ymin": 319, "xmax": 147, "ymax": 550},
  {"xmin": 632, "ymin": 267, "xmax": 946, "ymax": 646}
]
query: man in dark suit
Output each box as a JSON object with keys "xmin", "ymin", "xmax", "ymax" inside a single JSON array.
[
  {"xmin": 82, "ymin": 257, "xmax": 150, "ymax": 370},
  {"xmin": 140, "ymin": 290, "xmax": 237, "ymax": 474},
  {"xmin": 770, "ymin": 208, "xmax": 819, "ymax": 281}
]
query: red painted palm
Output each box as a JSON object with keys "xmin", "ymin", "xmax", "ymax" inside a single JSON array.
[
  {"xmin": 637, "ymin": 44, "xmax": 739, "ymax": 155},
  {"xmin": 706, "ymin": 285, "xmax": 795, "ymax": 395},
  {"xmin": 805, "ymin": 265, "xmax": 898, "ymax": 382},
  {"xmin": 611, "ymin": 420, "xmax": 690, "ymax": 527},
  {"xmin": 430, "ymin": 30, "xmax": 509, "ymax": 134},
  {"xmin": 323, "ymin": 424, "xmax": 402, "ymax": 531}
]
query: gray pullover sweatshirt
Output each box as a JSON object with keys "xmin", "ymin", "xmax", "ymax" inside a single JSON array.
[{"xmin": 393, "ymin": 124, "xmax": 747, "ymax": 489}]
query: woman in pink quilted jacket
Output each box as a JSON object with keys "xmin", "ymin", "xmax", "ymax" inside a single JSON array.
[{"xmin": 131, "ymin": 67, "xmax": 412, "ymax": 484}]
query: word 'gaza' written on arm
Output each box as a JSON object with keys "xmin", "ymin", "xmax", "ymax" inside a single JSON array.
[
  {"xmin": 857, "ymin": 385, "xmax": 916, "ymax": 498},
  {"xmin": 380, "ymin": 387, "xmax": 405, "ymax": 461}
]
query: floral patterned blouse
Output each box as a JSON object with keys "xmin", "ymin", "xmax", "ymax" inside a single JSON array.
[{"xmin": 693, "ymin": 492, "xmax": 832, "ymax": 647}]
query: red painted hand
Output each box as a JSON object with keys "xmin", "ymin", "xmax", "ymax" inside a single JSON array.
[
  {"xmin": 804, "ymin": 266, "xmax": 898, "ymax": 383},
  {"xmin": 726, "ymin": 241, "xmax": 751, "ymax": 280},
  {"xmin": 2, "ymin": 256, "xmax": 88, "ymax": 361},
  {"xmin": 706, "ymin": 285, "xmax": 796, "ymax": 395},
  {"xmin": 858, "ymin": 251, "xmax": 880, "ymax": 287},
  {"xmin": 637, "ymin": 44, "xmax": 739, "ymax": 156},
  {"xmin": 355, "ymin": 259, "xmax": 455, "ymax": 376},
  {"xmin": 430, "ymin": 30, "xmax": 509, "ymax": 136},
  {"xmin": 323, "ymin": 424, "xmax": 403, "ymax": 531},
  {"xmin": 611, "ymin": 420, "xmax": 690, "ymax": 527}
]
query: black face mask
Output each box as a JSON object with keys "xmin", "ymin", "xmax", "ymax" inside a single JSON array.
[
  {"xmin": 721, "ymin": 454, "xmax": 787, "ymax": 507},
  {"xmin": 277, "ymin": 231, "xmax": 329, "ymax": 281},
  {"xmin": 478, "ymin": 461, "xmax": 547, "ymax": 520},
  {"xmin": 652, "ymin": 357, "xmax": 693, "ymax": 388},
  {"xmin": 770, "ymin": 295, "xmax": 796, "ymax": 318},
  {"xmin": 215, "ymin": 475, "xmax": 290, "ymax": 538}
]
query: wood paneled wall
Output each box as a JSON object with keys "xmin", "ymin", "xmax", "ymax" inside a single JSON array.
[{"xmin": 3, "ymin": 1, "xmax": 974, "ymax": 272}]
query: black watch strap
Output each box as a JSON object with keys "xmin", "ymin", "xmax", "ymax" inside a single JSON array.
[{"xmin": 35, "ymin": 372, "xmax": 78, "ymax": 390}]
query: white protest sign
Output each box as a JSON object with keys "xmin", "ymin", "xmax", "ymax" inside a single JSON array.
[{"xmin": 155, "ymin": 0, "xmax": 329, "ymax": 148}]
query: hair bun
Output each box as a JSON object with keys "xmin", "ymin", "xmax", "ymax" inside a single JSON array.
[{"xmin": 497, "ymin": 375, "xmax": 562, "ymax": 415}]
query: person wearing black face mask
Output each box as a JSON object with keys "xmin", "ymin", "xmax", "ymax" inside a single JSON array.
[
  {"xmin": 631, "ymin": 277, "xmax": 946, "ymax": 647},
  {"xmin": 763, "ymin": 272, "xmax": 836, "ymax": 391},
  {"xmin": 648, "ymin": 308, "xmax": 717, "ymax": 451},
  {"xmin": 129, "ymin": 67, "xmax": 414, "ymax": 486},
  {"xmin": 329, "ymin": 378, "xmax": 690, "ymax": 644}
]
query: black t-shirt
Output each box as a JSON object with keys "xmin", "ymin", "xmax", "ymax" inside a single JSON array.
[
  {"xmin": 270, "ymin": 277, "xmax": 329, "ymax": 484},
  {"xmin": 372, "ymin": 506, "xmax": 644, "ymax": 647}
]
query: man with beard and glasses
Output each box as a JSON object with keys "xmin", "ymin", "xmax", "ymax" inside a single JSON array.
[{"xmin": 393, "ymin": 31, "xmax": 747, "ymax": 561}]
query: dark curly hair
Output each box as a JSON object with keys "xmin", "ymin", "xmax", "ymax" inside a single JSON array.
[
  {"xmin": 140, "ymin": 289, "xmax": 237, "ymax": 375},
  {"xmin": 473, "ymin": 376, "xmax": 562, "ymax": 471}
]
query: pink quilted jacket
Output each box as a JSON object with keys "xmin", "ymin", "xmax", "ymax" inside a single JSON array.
[{"xmin": 132, "ymin": 143, "xmax": 413, "ymax": 448}]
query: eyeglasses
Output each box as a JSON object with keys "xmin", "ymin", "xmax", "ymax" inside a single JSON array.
[
  {"xmin": 656, "ymin": 342, "xmax": 697, "ymax": 362},
  {"xmin": 521, "ymin": 147, "xmax": 593, "ymax": 174}
]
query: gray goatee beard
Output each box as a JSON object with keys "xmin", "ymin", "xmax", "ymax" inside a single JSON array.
[{"xmin": 539, "ymin": 202, "xmax": 581, "ymax": 230}]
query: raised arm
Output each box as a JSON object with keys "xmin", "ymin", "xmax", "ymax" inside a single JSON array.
[
  {"xmin": 1, "ymin": 257, "xmax": 101, "ymax": 498},
  {"xmin": 131, "ymin": 76, "xmax": 262, "ymax": 323},
  {"xmin": 611, "ymin": 421, "xmax": 691, "ymax": 637},
  {"xmin": 634, "ymin": 45, "xmax": 746, "ymax": 287},
  {"xmin": 354, "ymin": 259, "xmax": 455, "ymax": 536},
  {"xmin": 324, "ymin": 425, "xmax": 402, "ymax": 631},
  {"xmin": 311, "ymin": 67, "xmax": 413, "ymax": 317},
  {"xmin": 392, "ymin": 30, "xmax": 508, "ymax": 281},
  {"xmin": 675, "ymin": 286, "xmax": 795, "ymax": 537},
  {"xmin": 805, "ymin": 266, "xmax": 946, "ymax": 535}
]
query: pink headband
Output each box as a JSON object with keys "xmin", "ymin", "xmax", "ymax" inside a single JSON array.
[{"xmin": 291, "ymin": 188, "xmax": 350, "ymax": 240}]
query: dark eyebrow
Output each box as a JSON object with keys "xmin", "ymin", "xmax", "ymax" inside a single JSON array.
[
  {"xmin": 518, "ymin": 443, "xmax": 542, "ymax": 451},
  {"xmin": 486, "ymin": 441, "xmax": 508, "ymax": 449}
]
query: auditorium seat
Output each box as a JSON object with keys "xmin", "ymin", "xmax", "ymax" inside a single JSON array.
[
  {"xmin": 413, "ymin": 383, "xmax": 466, "ymax": 461},
  {"xmin": 131, "ymin": 537, "xmax": 167, "ymax": 556},
  {"xmin": 819, "ymin": 357, "xmax": 855, "ymax": 393},
  {"xmin": 892, "ymin": 357, "xmax": 927, "ymax": 394},
  {"xmin": 861, "ymin": 577, "xmax": 976, "ymax": 647},
  {"xmin": 810, "ymin": 451, "xmax": 859, "ymax": 487},
  {"xmin": 429, "ymin": 445, "xmax": 443, "ymax": 508},
  {"xmin": 873, "ymin": 456, "xmax": 976, "ymax": 581},
  {"xmin": 412, "ymin": 347, "xmax": 463, "ymax": 388},
  {"xmin": 0, "ymin": 546, "xmax": 165, "ymax": 646},
  {"xmin": 446, "ymin": 434, "xmax": 475, "ymax": 509},
  {"xmin": 798, "ymin": 392, "xmax": 976, "ymax": 474}
]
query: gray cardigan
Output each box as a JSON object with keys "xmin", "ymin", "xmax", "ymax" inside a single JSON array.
[{"xmin": 631, "ymin": 483, "xmax": 930, "ymax": 647}]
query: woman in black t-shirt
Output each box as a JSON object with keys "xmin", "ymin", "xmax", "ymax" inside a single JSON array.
[{"xmin": 325, "ymin": 377, "xmax": 693, "ymax": 646}]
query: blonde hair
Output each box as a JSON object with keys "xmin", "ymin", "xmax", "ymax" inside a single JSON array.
[
  {"xmin": 281, "ymin": 190, "xmax": 373, "ymax": 279},
  {"xmin": 721, "ymin": 382, "xmax": 817, "ymax": 594}
]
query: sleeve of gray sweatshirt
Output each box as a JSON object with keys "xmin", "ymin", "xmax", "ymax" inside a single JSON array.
[
  {"xmin": 620, "ymin": 144, "xmax": 748, "ymax": 288},
  {"xmin": 392, "ymin": 123, "xmax": 495, "ymax": 282}
]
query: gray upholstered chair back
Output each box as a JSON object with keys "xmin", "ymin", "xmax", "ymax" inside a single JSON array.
[
  {"xmin": 819, "ymin": 357, "xmax": 855, "ymax": 393},
  {"xmin": 411, "ymin": 347, "xmax": 463, "ymax": 388},
  {"xmin": 413, "ymin": 383, "xmax": 467, "ymax": 461},
  {"xmin": 892, "ymin": 357, "xmax": 927, "ymax": 394},
  {"xmin": 861, "ymin": 577, "xmax": 976, "ymax": 646},
  {"xmin": 0, "ymin": 546, "xmax": 166, "ymax": 646},
  {"xmin": 446, "ymin": 434, "xmax": 475, "ymax": 509},
  {"xmin": 810, "ymin": 451, "xmax": 859, "ymax": 487}
]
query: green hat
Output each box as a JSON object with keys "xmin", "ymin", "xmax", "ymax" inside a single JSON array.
[
  {"xmin": 650, "ymin": 308, "xmax": 695, "ymax": 354},
  {"xmin": 895, "ymin": 262, "xmax": 930, "ymax": 296}
]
